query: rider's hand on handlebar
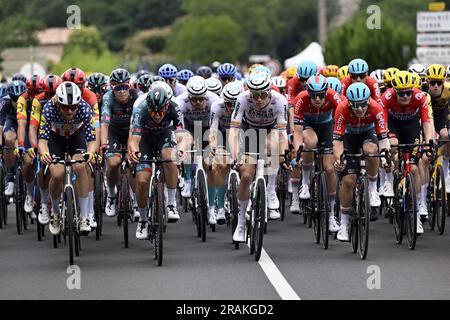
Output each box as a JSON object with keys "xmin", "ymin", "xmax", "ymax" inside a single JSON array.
[
  {"xmin": 333, "ymin": 159, "xmax": 346, "ymax": 172},
  {"xmin": 41, "ymin": 152, "xmax": 53, "ymax": 165},
  {"xmin": 130, "ymin": 151, "xmax": 141, "ymax": 164},
  {"xmin": 27, "ymin": 147, "xmax": 37, "ymax": 160}
]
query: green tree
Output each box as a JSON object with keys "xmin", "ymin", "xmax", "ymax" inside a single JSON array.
[
  {"xmin": 64, "ymin": 26, "xmax": 108, "ymax": 56},
  {"xmin": 165, "ymin": 15, "xmax": 245, "ymax": 64},
  {"xmin": 0, "ymin": 15, "xmax": 43, "ymax": 49}
]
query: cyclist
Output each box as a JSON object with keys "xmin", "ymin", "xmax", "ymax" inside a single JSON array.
[
  {"xmin": 12, "ymin": 73, "xmax": 27, "ymax": 83},
  {"xmin": 0, "ymin": 81, "xmax": 27, "ymax": 197},
  {"xmin": 272, "ymin": 76, "xmax": 287, "ymax": 95},
  {"xmin": 0, "ymin": 83, "xmax": 7, "ymax": 99},
  {"xmin": 87, "ymin": 73, "xmax": 108, "ymax": 105},
  {"xmin": 177, "ymin": 69, "xmax": 194, "ymax": 86},
  {"xmin": 196, "ymin": 66, "xmax": 213, "ymax": 79},
  {"xmin": 322, "ymin": 65, "xmax": 339, "ymax": 78},
  {"xmin": 326, "ymin": 77, "xmax": 342, "ymax": 94},
  {"xmin": 159, "ymin": 63, "xmax": 187, "ymax": 97},
  {"xmin": 29, "ymin": 75, "xmax": 63, "ymax": 225},
  {"xmin": 370, "ymin": 69, "xmax": 386, "ymax": 94},
  {"xmin": 230, "ymin": 71, "xmax": 289, "ymax": 242},
  {"xmin": 333, "ymin": 83, "xmax": 390, "ymax": 241},
  {"xmin": 380, "ymin": 71, "xmax": 434, "ymax": 234},
  {"xmin": 38, "ymin": 82, "xmax": 97, "ymax": 235},
  {"xmin": 129, "ymin": 86, "xmax": 185, "ymax": 239},
  {"xmin": 177, "ymin": 76, "xmax": 220, "ymax": 201},
  {"xmin": 337, "ymin": 65, "xmax": 349, "ymax": 81},
  {"xmin": 209, "ymin": 81, "xmax": 243, "ymax": 224},
  {"xmin": 383, "ymin": 67, "xmax": 399, "ymax": 92},
  {"xmin": 101, "ymin": 68, "xmax": 140, "ymax": 219},
  {"xmin": 408, "ymin": 64, "xmax": 427, "ymax": 91},
  {"xmin": 136, "ymin": 74, "xmax": 153, "ymax": 94},
  {"xmin": 206, "ymin": 77, "xmax": 223, "ymax": 96},
  {"xmin": 293, "ymin": 74, "xmax": 343, "ymax": 231},
  {"xmin": 286, "ymin": 60, "xmax": 317, "ymax": 105},
  {"xmin": 217, "ymin": 63, "xmax": 237, "ymax": 86}
]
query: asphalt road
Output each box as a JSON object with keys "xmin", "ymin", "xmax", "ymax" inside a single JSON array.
[{"xmin": 1, "ymin": 200, "xmax": 450, "ymax": 300}]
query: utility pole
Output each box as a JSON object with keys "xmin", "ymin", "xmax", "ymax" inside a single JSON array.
[{"xmin": 318, "ymin": 0, "xmax": 327, "ymax": 46}]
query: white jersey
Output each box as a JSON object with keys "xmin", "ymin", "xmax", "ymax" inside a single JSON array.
[
  {"xmin": 173, "ymin": 83, "xmax": 187, "ymax": 97},
  {"xmin": 177, "ymin": 91, "xmax": 220, "ymax": 127},
  {"xmin": 210, "ymin": 98, "xmax": 233, "ymax": 132},
  {"xmin": 230, "ymin": 90, "xmax": 288, "ymax": 130}
]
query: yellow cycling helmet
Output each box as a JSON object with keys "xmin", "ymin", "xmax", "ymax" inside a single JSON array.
[
  {"xmin": 248, "ymin": 63, "xmax": 263, "ymax": 75},
  {"xmin": 426, "ymin": 64, "xmax": 446, "ymax": 81},
  {"xmin": 391, "ymin": 71, "xmax": 413, "ymax": 90},
  {"xmin": 337, "ymin": 65, "xmax": 349, "ymax": 80},
  {"xmin": 323, "ymin": 65, "xmax": 339, "ymax": 77},
  {"xmin": 410, "ymin": 72, "xmax": 421, "ymax": 89},
  {"xmin": 285, "ymin": 67, "xmax": 297, "ymax": 80},
  {"xmin": 383, "ymin": 67, "xmax": 399, "ymax": 85}
]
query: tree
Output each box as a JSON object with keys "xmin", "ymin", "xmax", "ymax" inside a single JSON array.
[
  {"xmin": 64, "ymin": 26, "xmax": 108, "ymax": 56},
  {"xmin": 0, "ymin": 15, "xmax": 43, "ymax": 49},
  {"xmin": 165, "ymin": 15, "xmax": 245, "ymax": 64}
]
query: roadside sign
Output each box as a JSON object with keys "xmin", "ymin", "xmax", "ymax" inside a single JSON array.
[
  {"xmin": 417, "ymin": 11, "xmax": 450, "ymax": 32},
  {"xmin": 416, "ymin": 47, "xmax": 450, "ymax": 62},
  {"xmin": 417, "ymin": 33, "xmax": 450, "ymax": 45}
]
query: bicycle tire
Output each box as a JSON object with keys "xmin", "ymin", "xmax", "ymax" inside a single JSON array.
[
  {"xmin": 0, "ymin": 164, "xmax": 4, "ymax": 228},
  {"xmin": 35, "ymin": 188, "xmax": 42, "ymax": 241},
  {"xmin": 312, "ymin": 175, "xmax": 320, "ymax": 244},
  {"xmin": 436, "ymin": 165, "xmax": 446, "ymax": 235},
  {"xmin": 278, "ymin": 168, "xmax": 288, "ymax": 221},
  {"xmin": 53, "ymin": 235, "xmax": 58, "ymax": 248},
  {"xmin": 156, "ymin": 182, "xmax": 164, "ymax": 266},
  {"xmin": 229, "ymin": 173, "xmax": 240, "ymax": 250},
  {"xmin": 15, "ymin": 169, "xmax": 24, "ymax": 235},
  {"xmin": 197, "ymin": 170, "xmax": 208, "ymax": 243},
  {"xmin": 320, "ymin": 173, "xmax": 329, "ymax": 249},
  {"xmin": 428, "ymin": 166, "xmax": 436, "ymax": 230},
  {"xmin": 65, "ymin": 188, "xmax": 75, "ymax": 266},
  {"xmin": 94, "ymin": 169, "xmax": 103, "ymax": 240},
  {"xmin": 358, "ymin": 176, "xmax": 370, "ymax": 260},
  {"xmin": 121, "ymin": 173, "xmax": 130, "ymax": 248},
  {"xmin": 405, "ymin": 173, "xmax": 417, "ymax": 250},
  {"xmin": 393, "ymin": 176, "xmax": 404, "ymax": 244},
  {"xmin": 253, "ymin": 178, "xmax": 266, "ymax": 261}
]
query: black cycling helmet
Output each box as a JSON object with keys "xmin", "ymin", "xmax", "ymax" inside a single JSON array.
[
  {"xmin": 149, "ymin": 75, "xmax": 165, "ymax": 84},
  {"xmin": 136, "ymin": 69, "xmax": 150, "ymax": 80},
  {"xmin": 109, "ymin": 68, "xmax": 131, "ymax": 84},
  {"xmin": 87, "ymin": 73, "xmax": 107, "ymax": 92},
  {"xmin": 146, "ymin": 86, "xmax": 170, "ymax": 112},
  {"xmin": 137, "ymin": 74, "xmax": 152, "ymax": 93},
  {"xmin": 196, "ymin": 66, "xmax": 212, "ymax": 79},
  {"xmin": 12, "ymin": 73, "xmax": 27, "ymax": 83}
]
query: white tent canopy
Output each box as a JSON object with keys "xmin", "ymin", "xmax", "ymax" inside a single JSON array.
[{"xmin": 284, "ymin": 42, "xmax": 326, "ymax": 69}]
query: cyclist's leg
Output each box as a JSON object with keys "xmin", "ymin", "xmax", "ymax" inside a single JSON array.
[
  {"xmin": 316, "ymin": 121, "xmax": 336, "ymax": 214},
  {"xmin": 135, "ymin": 165, "xmax": 151, "ymax": 239},
  {"xmin": 362, "ymin": 131, "xmax": 380, "ymax": 207},
  {"xmin": 181, "ymin": 128, "xmax": 194, "ymax": 197},
  {"xmin": 299, "ymin": 126, "xmax": 317, "ymax": 199},
  {"xmin": 104, "ymin": 130, "xmax": 123, "ymax": 217},
  {"xmin": 23, "ymin": 126, "xmax": 35, "ymax": 214},
  {"xmin": 3, "ymin": 119, "xmax": 17, "ymax": 195},
  {"xmin": 266, "ymin": 128, "xmax": 287, "ymax": 214}
]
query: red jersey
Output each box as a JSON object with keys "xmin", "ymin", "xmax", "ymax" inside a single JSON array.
[
  {"xmin": 341, "ymin": 76, "xmax": 381, "ymax": 105},
  {"xmin": 333, "ymin": 98, "xmax": 388, "ymax": 140},
  {"xmin": 286, "ymin": 74, "xmax": 307, "ymax": 105},
  {"xmin": 293, "ymin": 88, "xmax": 344, "ymax": 125},
  {"xmin": 380, "ymin": 88, "xmax": 430, "ymax": 123},
  {"xmin": 82, "ymin": 88, "xmax": 99, "ymax": 126}
]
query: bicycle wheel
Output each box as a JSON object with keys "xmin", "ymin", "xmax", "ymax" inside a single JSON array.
[
  {"xmin": 35, "ymin": 188, "xmax": 42, "ymax": 241},
  {"xmin": 435, "ymin": 165, "xmax": 446, "ymax": 235},
  {"xmin": 197, "ymin": 170, "xmax": 208, "ymax": 243},
  {"xmin": 253, "ymin": 178, "xmax": 266, "ymax": 261},
  {"xmin": 229, "ymin": 172, "xmax": 240, "ymax": 250},
  {"xmin": 64, "ymin": 188, "xmax": 75, "ymax": 266},
  {"xmin": 155, "ymin": 182, "xmax": 164, "ymax": 266},
  {"xmin": 405, "ymin": 173, "xmax": 417, "ymax": 250},
  {"xmin": 15, "ymin": 169, "xmax": 24, "ymax": 234},
  {"xmin": 121, "ymin": 173, "xmax": 130, "ymax": 248},
  {"xmin": 358, "ymin": 176, "xmax": 370, "ymax": 260},
  {"xmin": 427, "ymin": 166, "xmax": 436, "ymax": 230},
  {"xmin": 94, "ymin": 169, "xmax": 103, "ymax": 240},
  {"xmin": 393, "ymin": 176, "xmax": 404, "ymax": 244},
  {"xmin": 277, "ymin": 168, "xmax": 288, "ymax": 221},
  {"xmin": 320, "ymin": 173, "xmax": 329, "ymax": 249},
  {"xmin": 311, "ymin": 175, "xmax": 320, "ymax": 244}
]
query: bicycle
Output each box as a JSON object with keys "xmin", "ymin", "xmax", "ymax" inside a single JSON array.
[
  {"xmin": 390, "ymin": 141, "xmax": 432, "ymax": 250},
  {"xmin": 225, "ymin": 162, "xmax": 240, "ymax": 250},
  {"xmin": 92, "ymin": 153, "xmax": 105, "ymax": 241},
  {"xmin": 14, "ymin": 147, "xmax": 28, "ymax": 235},
  {"xmin": 339, "ymin": 149, "xmax": 390, "ymax": 259},
  {"xmin": 297, "ymin": 144, "xmax": 334, "ymax": 249},
  {"xmin": 47, "ymin": 153, "xmax": 88, "ymax": 266},
  {"xmin": 277, "ymin": 149, "xmax": 291, "ymax": 222},
  {"xmin": 133, "ymin": 153, "xmax": 173, "ymax": 266},
  {"xmin": 0, "ymin": 146, "xmax": 7, "ymax": 229},
  {"xmin": 33, "ymin": 156, "xmax": 45, "ymax": 242},
  {"xmin": 427, "ymin": 139, "xmax": 450, "ymax": 234}
]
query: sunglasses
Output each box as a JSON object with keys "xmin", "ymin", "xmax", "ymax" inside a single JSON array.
[
  {"xmin": 308, "ymin": 90, "xmax": 326, "ymax": 100},
  {"xmin": 220, "ymin": 76, "xmax": 235, "ymax": 82},
  {"xmin": 429, "ymin": 80, "xmax": 443, "ymax": 87},
  {"xmin": 113, "ymin": 84, "xmax": 130, "ymax": 91},
  {"xmin": 189, "ymin": 96, "xmax": 205, "ymax": 103},
  {"xmin": 250, "ymin": 91, "xmax": 270, "ymax": 100},
  {"xmin": 165, "ymin": 78, "xmax": 176, "ymax": 84},
  {"xmin": 60, "ymin": 104, "xmax": 78, "ymax": 112},
  {"xmin": 299, "ymin": 77, "xmax": 309, "ymax": 82},
  {"xmin": 396, "ymin": 90, "xmax": 413, "ymax": 97},
  {"xmin": 351, "ymin": 73, "xmax": 366, "ymax": 80},
  {"xmin": 149, "ymin": 110, "xmax": 167, "ymax": 119},
  {"xmin": 349, "ymin": 101, "xmax": 369, "ymax": 110},
  {"xmin": 89, "ymin": 86, "xmax": 107, "ymax": 94}
]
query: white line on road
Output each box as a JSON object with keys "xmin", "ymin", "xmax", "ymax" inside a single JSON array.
[{"xmin": 248, "ymin": 244, "xmax": 301, "ymax": 300}]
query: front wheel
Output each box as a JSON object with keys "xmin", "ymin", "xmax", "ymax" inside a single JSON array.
[
  {"xmin": 358, "ymin": 176, "xmax": 370, "ymax": 260},
  {"xmin": 393, "ymin": 176, "xmax": 404, "ymax": 244},
  {"xmin": 435, "ymin": 165, "xmax": 446, "ymax": 235},
  {"xmin": 252, "ymin": 179, "xmax": 266, "ymax": 261},
  {"xmin": 319, "ymin": 173, "xmax": 329, "ymax": 249},
  {"xmin": 15, "ymin": 170, "xmax": 24, "ymax": 235},
  {"xmin": 229, "ymin": 172, "xmax": 240, "ymax": 250},
  {"xmin": 64, "ymin": 188, "xmax": 75, "ymax": 266},
  {"xmin": 405, "ymin": 173, "xmax": 417, "ymax": 250}
]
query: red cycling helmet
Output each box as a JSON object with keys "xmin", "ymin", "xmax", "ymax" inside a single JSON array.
[
  {"xmin": 62, "ymin": 67, "xmax": 86, "ymax": 85},
  {"xmin": 26, "ymin": 75, "xmax": 43, "ymax": 93},
  {"xmin": 41, "ymin": 74, "xmax": 63, "ymax": 94}
]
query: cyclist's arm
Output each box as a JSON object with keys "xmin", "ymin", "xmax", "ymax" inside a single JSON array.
[
  {"xmin": 229, "ymin": 98, "xmax": 245, "ymax": 161},
  {"xmin": 17, "ymin": 119, "xmax": 27, "ymax": 147},
  {"xmin": 0, "ymin": 125, "xmax": 3, "ymax": 145},
  {"xmin": 29, "ymin": 98, "xmax": 42, "ymax": 148},
  {"xmin": 100, "ymin": 93, "xmax": 112, "ymax": 147},
  {"xmin": 128, "ymin": 134, "xmax": 141, "ymax": 155},
  {"xmin": 38, "ymin": 138, "xmax": 49, "ymax": 156}
]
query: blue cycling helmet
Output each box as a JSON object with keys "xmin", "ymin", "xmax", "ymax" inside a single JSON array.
[
  {"xmin": 346, "ymin": 83, "xmax": 371, "ymax": 102},
  {"xmin": 0, "ymin": 83, "xmax": 7, "ymax": 98},
  {"xmin": 348, "ymin": 58, "xmax": 369, "ymax": 74},
  {"xmin": 177, "ymin": 69, "xmax": 194, "ymax": 82},
  {"xmin": 217, "ymin": 63, "xmax": 237, "ymax": 77},
  {"xmin": 326, "ymin": 77, "xmax": 342, "ymax": 93},
  {"xmin": 235, "ymin": 72, "xmax": 242, "ymax": 81},
  {"xmin": 306, "ymin": 74, "xmax": 328, "ymax": 92},
  {"xmin": 196, "ymin": 66, "xmax": 213, "ymax": 78},
  {"xmin": 297, "ymin": 60, "xmax": 317, "ymax": 79},
  {"xmin": 252, "ymin": 65, "xmax": 272, "ymax": 77},
  {"xmin": 7, "ymin": 80, "xmax": 26, "ymax": 101},
  {"xmin": 158, "ymin": 63, "xmax": 178, "ymax": 78}
]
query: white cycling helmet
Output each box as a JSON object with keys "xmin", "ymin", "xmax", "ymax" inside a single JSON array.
[
  {"xmin": 369, "ymin": 69, "xmax": 385, "ymax": 84},
  {"xmin": 56, "ymin": 81, "xmax": 82, "ymax": 105},
  {"xmin": 206, "ymin": 77, "xmax": 222, "ymax": 95},
  {"xmin": 408, "ymin": 63, "xmax": 426, "ymax": 76},
  {"xmin": 447, "ymin": 65, "xmax": 450, "ymax": 78},
  {"xmin": 150, "ymin": 80, "xmax": 173, "ymax": 100},
  {"xmin": 222, "ymin": 81, "xmax": 243, "ymax": 102},
  {"xmin": 187, "ymin": 75, "xmax": 207, "ymax": 97},
  {"xmin": 246, "ymin": 70, "xmax": 271, "ymax": 92},
  {"xmin": 271, "ymin": 76, "xmax": 286, "ymax": 89}
]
